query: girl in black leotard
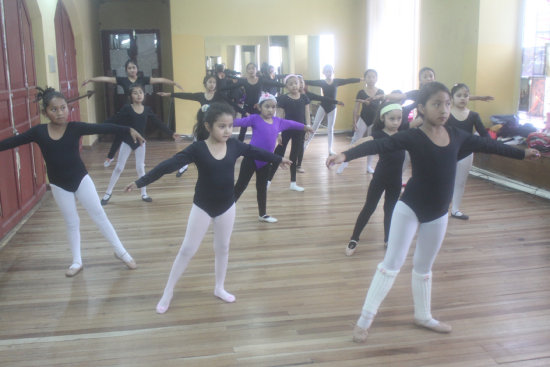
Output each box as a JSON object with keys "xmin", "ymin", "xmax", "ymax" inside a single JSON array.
[
  {"xmin": 82, "ymin": 59, "xmax": 183, "ymax": 166},
  {"xmin": 0, "ymin": 87, "xmax": 144, "ymax": 277},
  {"xmin": 304, "ymin": 64, "xmax": 361, "ymax": 155},
  {"xmin": 344, "ymin": 102, "xmax": 404, "ymax": 257},
  {"xmin": 101, "ymin": 84, "xmax": 180, "ymax": 205},
  {"xmin": 124, "ymin": 103, "xmax": 291, "ymax": 314},
  {"xmin": 327, "ymin": 82, "xmax": 540, "ymax": 343},
  {"xmin": 447, "ymin": 83, "xmax": 490, "ymax": 220}
]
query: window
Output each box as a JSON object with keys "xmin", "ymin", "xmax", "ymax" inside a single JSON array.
[{"xmin": 519, "ymin": 0, "xmax": 550, "ymax": 128}]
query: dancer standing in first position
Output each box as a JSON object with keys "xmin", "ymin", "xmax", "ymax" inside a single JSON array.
[
  {"xmin": 326, "ymin": 82, "xmax": 540, "ymax": 343},
  {"xmin": 0, "ymin": 87, "xmax": 144, "ymax": 276},
  {"xmin": 124, "ymin": 103, "xmax": 291, "ymax": 314}
]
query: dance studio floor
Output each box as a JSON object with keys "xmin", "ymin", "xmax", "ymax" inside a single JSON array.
[{"xmin": 1, "ymin": 134, "xmax": 549, "ymax": 366}]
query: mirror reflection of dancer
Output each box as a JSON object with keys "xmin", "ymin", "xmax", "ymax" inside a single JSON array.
[
  {"xmin": 233, "ymin": 93, "xmax": 314, "ymax": 223},
  {"xmin": 82, "ymin": 59, "xmax": 183, "ymax": 167},
  {"xmin": 124, "ymin": 103, "xmax": 291, "ymax": 314},
  {"xmin": 158, "ymin": 74, "xmax": 247, "ymax": 177},
  {"xmin": 327, "ymin": 82, "xmax": 540, "ymax": 343},
  {"xmin": 101, "ymin": 84, "xmax": 180, "ymax": 205},
  {"xmin": 344, "ymin": 102, "xmax": 404, "ymax": 256},
  {"xmin": 222, "ymin": 62, "xmax": 285, "ymax": 141},
  {"xmin": 446, "ymin": 83, "xmax": 490, "ymax": 220},
  {"xmin": 0, "ymin": 87, "xmax": 144, "ymax": 277},
  {"xmin": 304, "ymin": 65, "xmax": 361, "ymax": 155},
  {"xmin": 337, "ymin": 69, "xmax": 384, "ymax": 174}
]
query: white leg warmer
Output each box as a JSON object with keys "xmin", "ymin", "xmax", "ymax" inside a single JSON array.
[{"xmin": 357, "ymin": 263, "xmax": 400, "ymax": 329}]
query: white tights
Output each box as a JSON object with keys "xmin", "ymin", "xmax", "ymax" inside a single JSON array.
[
  {"xmin": 157, "ymin": 203, "xmax": 236, "ymax": 311},
  {"xmin": 451, "ymin": 153, "xmax": 473, "ymax": 213},
  {"xmin": 357, "ymin": 201, "xmax": 448, "ymax": 328},
  {"xmin": 304, "ymin": 106, "xmax": 337, "ymax": 155},
  {"xmin": 106, "ymin": 142, "xmax": 147, "ymax": 197},
  {"xmin": 50, "ymin": 175, "xmax": 129, "ymax": 266}
]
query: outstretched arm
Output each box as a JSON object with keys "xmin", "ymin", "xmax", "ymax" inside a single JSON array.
[
  {"xmin": 81, "ymin": 76, "xmax": 116, "ymax": 86},
  {"xmin": 150, "ymin": 77, "xmax": 183, "ymax": 90}
]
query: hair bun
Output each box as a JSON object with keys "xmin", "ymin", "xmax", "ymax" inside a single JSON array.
[{"xmin": 201, "ymin": 104, "xmax": 210, "ymax": 113}]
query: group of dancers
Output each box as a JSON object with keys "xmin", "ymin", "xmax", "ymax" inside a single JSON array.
[{"xmin": 0, "ymin": 59, "xmax": 541, "ymax": 344}]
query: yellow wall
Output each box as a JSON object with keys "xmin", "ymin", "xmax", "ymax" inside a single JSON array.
[
  {"xmin": 419, "ymin": 0, "xmax": 523, "ymax": 124},
  {"xmin": 28, "ymin": 0, "xmax": 101, "ymax": 145},
  {"xmin": 169, "ymin": 0, "xmax": 367, "ymax": 134}
]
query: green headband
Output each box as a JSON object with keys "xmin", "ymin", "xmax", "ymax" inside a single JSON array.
[{"xmin": 380, "ymin": 103, "xmax": 402, "ymax": 117}]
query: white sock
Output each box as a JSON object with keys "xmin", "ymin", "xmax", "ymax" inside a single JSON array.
[{"xmin": 290, "ymin": 182, "xmax": 304, "ymax": 191}]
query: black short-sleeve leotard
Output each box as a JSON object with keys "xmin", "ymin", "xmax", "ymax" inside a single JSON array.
[
  {"xmin": 304, "ymin": 78, "xmax": 360, "ymax": 113},
  {"xmin": 108, "ymin": 104, "xmax": 173, "ymax": 150},
  {"xmin": 0, "ymin": 122, "xmax": 131, "ymax": 192},
  {"xmin": 115, "ymin": 76, "xmax": 151, "ymax": 95},
  {"xmin": 446, "ymin": 111, "xmax": 489, "ymax": 138},
  {"xmin": 223, "ymin": 78, "xmax": 285, "ymax": 114},
  {"xmin": 343, "ymin": 126, "xmax": 525, "ymax": 222},
  {"xmin": 357, "ymin": 88, "xmax": 385, "ymax": 126},
  {"xmin": 135, "ymin": 138, "xmax": 282, "ymax": 217},
  {"xmin": 170, "ymin": 91, "xmax": 246, "ymax": 115},
  {"xmin": 276, "ymin": 94, "xmax": 311, "ymax": 124}
]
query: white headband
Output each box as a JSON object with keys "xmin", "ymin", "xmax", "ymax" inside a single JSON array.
[{"xmin": 258, "ymin": 93, "xmax": 277, "ymax": 105}]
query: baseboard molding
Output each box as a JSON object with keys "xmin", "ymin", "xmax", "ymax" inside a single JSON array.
[{"xmin": 470, "ymin": 166, "xmax": 550, "ymax": 200}]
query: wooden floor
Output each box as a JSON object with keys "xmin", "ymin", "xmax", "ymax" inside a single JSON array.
[{"xmin": 1, "ymin": 134, "xmax": 549, "ymax": 367}]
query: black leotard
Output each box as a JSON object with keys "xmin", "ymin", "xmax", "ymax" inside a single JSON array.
[
  {"xmin": 108, "ymin": 104, "xmax": 173, "ymax": 149},
  {"xmin": 0, "ymin": 122, "xmax": 131, "ymax": 192},
  {"xmin": 446, "ymin": 111, "xmax": 489, "ymax": 137},
  {"xmin": 357, "ymin": 89, "xmax": 385, "ymax": 126},
  {"xmin": 135, "ymin": 138, "xmax": 282, "ymax": 217},
  {"xmin": 343, "ymin": 126, "xmax": 525, "ymax": 222},
  {"xmin": 116, "ymin": 76, "xmax": 151, "ymax": 95},
  {"xmin": 276, "ymin": 94, "xmax": 310, "ymax": 123},
  {"xmin": 170, "ymin": 91, "xmax": 246, "ymax": 115},
  {"xmin": 304, "ymin": 78, "xmax": 360, "ymax": 113}
]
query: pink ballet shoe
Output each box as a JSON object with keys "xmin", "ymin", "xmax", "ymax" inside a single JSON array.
[
  {"xmin": 156, "ymin": 303, "xmax": 169, "ymax": 314},
  {"xmin": 65, "ymin": 263, "xmax": 83, "ymax": 277},
  {"xmin": 414, "ymin": 318, "xmax": 452, "ymax": 333},
  {"xmin": 114, "ymin": 252, "xmax": 137, "ymax": 269}
]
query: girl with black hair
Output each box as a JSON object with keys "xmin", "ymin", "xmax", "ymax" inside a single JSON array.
[
  {"xmin": 344, "ymin": 102, "xmax": 404, "ymax": 256},
  {"xmin": 0, "ymin": 87, "xmax": 144, "ymax": 277},
  {"xmin": 327, "ymin": 81, "xmax": 539, "ymax": 343},
  {"xmin": 82, "ymin": 59, "xmax": 183, "ymax": 167},
  {"xmin": 101, "ymin": 84, "xmax": 180, "ymax": 205},
  {"xmin": 124, "ymin": 102, "xmax": 291, "ymax": 314}
]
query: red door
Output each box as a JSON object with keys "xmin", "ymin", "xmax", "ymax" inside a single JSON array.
[
  {"xmin": 55, "ymin": 1, "xmax": 80, "ymax": 121},
  {"xmin": 0, "ymin": 0, "xmax": 46, "ymax": 239}
]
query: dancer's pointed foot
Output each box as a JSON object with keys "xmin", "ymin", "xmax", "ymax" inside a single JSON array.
[
  {"xmin": 114, "ymin": 252, "xmax": 137, "ymax": 269},
  {"xmin": 352, "ymin": 325, "xmax": 368, "ymax": 343},
  {"xmin": 65, "ymin": 263, "xmax": 83, "ymax": 277},
  {"xmin": 214, "ymin": 288, "xmax": 236, "ymax": 303},
  {"xmin": 414, "ymin": 318, "xmax": 452, "ymax": 333},
  {"xmin": 156, "ymin": 293, "xmax": 173, "ymax": 314}
]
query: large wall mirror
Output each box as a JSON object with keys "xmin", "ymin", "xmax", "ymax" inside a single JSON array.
[{"xmin": 204, "ymin": 35, "xmax": 332, "ymax": 82}]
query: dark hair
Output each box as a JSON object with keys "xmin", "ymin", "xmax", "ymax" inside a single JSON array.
[
  {"xmin": 372, "ymin": 101, "xmax": 403, "ymax": 131},
  {"xmin": 35, "ymin": 86, "xmax": 66, "ymax": 111},
  {"xmin": 125, "ymin": 59, "xmax": 138, "ymax": 70},
  {"xmin": 215, "ymin": 64, "xmax": 225, "ymax": 73},
  {"xmin": 203, "ymin": 74, "xmax": 217, "ymax": 87},
  {"xmin": 418, "ymin": 67, "xmax": 435, "ymax": 81},
  {"xmin": 246, "ymin": 62, "xmax": 257, "ymax": 70},
  {"xmin": 416, "ymin": 81, "xmax": 451, "ymax": 116},
  {"xmin": 128, "ymin": 83, "xmax": 144, "ymax": 102},
  {"xmin": 193, "ymin": 102, "xmax": 235, "ymax": 141},
  {"xmin": 364, "ymin": 69, "xmax": 377, "ymax": 78},
  {"xmin": 451, "ymin": 83, "xmax": 470, "ymax": 97}
]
